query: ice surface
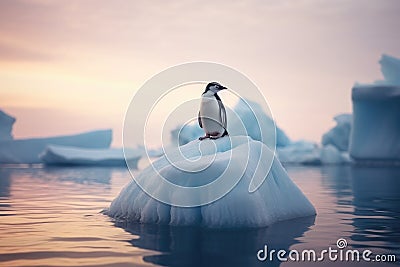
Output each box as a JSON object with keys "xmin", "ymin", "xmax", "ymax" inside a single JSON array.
[
  {"xmin": 322, "ymin": 114, "xmax": 352, "ymax": 151},
  {"xmin": 0, "ymin": 110, "xmax": 15, "ymax": 141},
  {"xmin": 108, "ymin": 136, "xmax": 316, "ymax": 228},
  {"xmin": 40, "ymin": 145, "xmax": 142, "ymax": 167},
  {"xmin": 0, "ymin": 129, "xmax": 112, "ymax": 164},
  {"xmin": 350, "ymin": 85, "xmax": 400, "ymax": 162}
]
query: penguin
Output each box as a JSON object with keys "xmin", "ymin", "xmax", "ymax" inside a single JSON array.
[{"xmin": 198, "ymin": 82, "xmax": 229, "ymax": 140}]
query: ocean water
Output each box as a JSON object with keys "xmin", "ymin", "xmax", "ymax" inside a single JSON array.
[{"xmin": 0, "ymin": 164, "xmax": 399, "ymax": 266}]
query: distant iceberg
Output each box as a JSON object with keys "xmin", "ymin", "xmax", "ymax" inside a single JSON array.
[
  {"xmin": 40, "ymin": 145, "xmax": 142, "ymax": 167},
  {"xmin": 0, "ymin": 110, "xmax": 15, "ymax": 141},
  {"xmin": 107, "ymin": 136, "xmax": 316, "ymax": 228},
  {"xmin": 277, "ymin": 140, "xmax": 319, "ymax": 164},
  {"xmin": 0, "ymin": 129, "xmax": 112, "ymax": 164},
  {"xmin": 379, "ymin": 54, "xmax": 400, "ymax": 85},
  {"xmin": 277, "ymin": 141, "xmax": 350, "ymax": 165},
  {"xmin": 322, "ymin": 114, "xmax": 352, "ymax": 152},
  {"xmin": 350, "ymin": 54, "xmax": 400, "ymax": 163},
  {"xmin": 350, "ymin": 85, "xmax": 400, "ymax": 163}
]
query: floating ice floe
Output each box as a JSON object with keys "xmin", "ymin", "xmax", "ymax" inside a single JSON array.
[
  {"xmin": 40, "ymin": 145, "xmax": 142, "ymax": 167},
  {"xmin": 277, "ymin": 141, "xmax": 350, "ymax": 165},
  {"xmin": 350, "ymin": 54, "xmax": 400, "ymax": 163},
  {"xmin": 0, "ymin": 129, "xmax": 112, "ymax": 164},
  {"xmin": 107, "ymin": 136, "xmax": 316, "ymax": 228}
]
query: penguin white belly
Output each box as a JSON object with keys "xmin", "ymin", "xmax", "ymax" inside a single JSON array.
[{"xmin": 200, "ymin": 97, "xmax": 224, "ymax": 134}]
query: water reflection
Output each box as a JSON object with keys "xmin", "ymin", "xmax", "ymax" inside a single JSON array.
[
  {"xmin": 350, "ymin": 166, "xmax": 400, "ymax": 251},
  {"xmin": 0, "ymin": 166, "xmax": 119, "ymax": 185},
  {"xmin": 0, "ymin": 168, "xmax": 11, "ymax": 198},
  {"xmin": 41, "ymin": 166, "xmax": 115, "ymax": 185},
  {"xmin": 115, "ymin": 215, "xmax": 315, "ymax": 267},
  {"xmin": 319, "ymin": 165, "xmax": 400, "ymax": 257}
]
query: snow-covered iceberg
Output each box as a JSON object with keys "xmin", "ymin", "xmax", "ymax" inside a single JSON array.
[
  {"xmin": 350, "ymin": 85, "xmax": 400, "ymax": 163},
  {"xmin": 322, "ymin": 114, "xmax": 352, "ymax": 152},
  {"xmin": 40, "ymin": 145, "xmax": 142, "ymax": 167},
  {"xmin": 0, "ymin": 129, "xmax": 112, "ymax": 164},
  {"xmin": 107, "ymin": 136, "xmax": 316, "ymax": 228},
  {"xmin": 0, "ymin": 110, "xmax": 15, "ymax": 141}
]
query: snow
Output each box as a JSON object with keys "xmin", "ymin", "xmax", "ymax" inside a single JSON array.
[
  {"xmin": 0, "ymin": 129, "xmax": 112, "ymax": 164},
  {"xmin": 322, "ymin": 114, "xmax": 352, "ymax": 151},
  {"xmin": 107, "ymin": 136, "xmax": 316, "ymax": 228},
  {"xmin": 350, "ymin": 54, "xmax": 400, "ymax": 163},
  {"xmin": 0, "ymin": 110, "xmax": 15, "ymax": 141},
  {"xmin": 39, "ymin": 145, "xmax": 142, "ymax": 167}
]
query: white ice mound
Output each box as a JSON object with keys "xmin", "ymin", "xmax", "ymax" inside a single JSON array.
[
  {"xmin": 0, "ymin": 129, "xmax": 112, "ymax": 164},
  {"xmin": 108, "ymin": 136, "xmax": 315, "ymax": 228},
  {"xmin": 350, "ymin": 85, "xmax": 400, "ymax": 162},
  {"xmin": 0, "ymin": 109, "xmax": 15, "ymax": 141},
  {"xmin": 40, "ymin": 145, "xmax": 142, "ymax": 167},
  {"xmin": 322, "ymin": 114, "xmax": 352, "ymax": 151}
]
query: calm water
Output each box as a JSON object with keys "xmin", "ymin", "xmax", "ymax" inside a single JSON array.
[{"xmin": 0, "ymin": 164, "xmax": 399, "ymax": 266}]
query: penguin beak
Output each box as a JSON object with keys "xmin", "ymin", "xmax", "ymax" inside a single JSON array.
[{"xmin": 220, "ymin": 85, "xmax": 227, "ymax": 90}]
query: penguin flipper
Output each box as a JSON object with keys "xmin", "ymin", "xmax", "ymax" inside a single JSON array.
[
  {"xmin": 198, "ymin": 111, "xmax": 203, "ymax": 128},
  {"xmin": 218, "ymin": 100, "xmax": 227, "ymax": 130}
]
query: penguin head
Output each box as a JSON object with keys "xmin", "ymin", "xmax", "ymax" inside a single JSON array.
[{"xmin": 204, "ymin": 82, "xmax": 227, "ymax": 94}]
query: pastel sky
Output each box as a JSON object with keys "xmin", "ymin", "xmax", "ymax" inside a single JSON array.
[{"xmin": 1, "ymin": 0, "xmax": 399, "ymax": 147}]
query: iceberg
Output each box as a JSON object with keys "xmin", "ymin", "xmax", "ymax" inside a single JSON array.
[
  {"xmin": 39, "ymin": 145, "xmax": 142, "ymax": 167},
  {"xmin": 350, "ymin": 85, "xmax": 400, "ymax": 163},
  {"xmin": 107, "ymin": 136, "xmax": 316, "ymax": 228},
  {"xmin": 319, "ymin": 145, "xmax": 351, "ymax": 165},
  {"xmin": 322, "ymin": 114, "xmax": 352, "ymax": 152},
  {"xmin": 349, "ymin": 54, "xmax": 400, "ymax": 163},
  {"xmin": 277, "ymin": 141, "xmax": 320, "ymax": 165},
  {"xmin": 0, "ymin": 129, "xmax": 112, "ymax": 164},
  {"xmin": 379, "ymin": 54, "xmax": 400, "ymax": 85},
  {"xmin": 0, "ymin": 110, "xmax": 15, "ymax": 141},
  {"xmin": 277, "ymin": 142, "xmax": 350, "ymax": 165}
]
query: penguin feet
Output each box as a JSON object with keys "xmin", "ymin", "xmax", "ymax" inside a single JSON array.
[{"xmin": 199, "ymin": 135, "xmax": 209, "ymax": 141}]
